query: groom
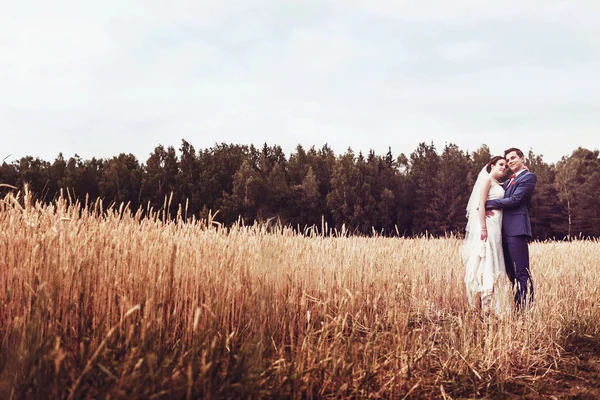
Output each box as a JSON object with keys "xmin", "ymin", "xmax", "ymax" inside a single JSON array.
[{"xmin": 485, "ymin": 148, "xmax": 537, "ymax": 309}]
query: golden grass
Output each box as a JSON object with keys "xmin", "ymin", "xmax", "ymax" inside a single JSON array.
[{"xmin": 1, "ymin": 188, "xmax": 599, "ymax": 398}]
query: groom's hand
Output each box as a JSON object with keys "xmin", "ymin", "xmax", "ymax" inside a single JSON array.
[{"xmin": 485, "ymin": 210, "xmax": 494, "ymax": 218}]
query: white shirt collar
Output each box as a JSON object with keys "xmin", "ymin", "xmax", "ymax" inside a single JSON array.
[{"xmin": 514, "ymin": 169, "xmax": 527, "ymax": 177}]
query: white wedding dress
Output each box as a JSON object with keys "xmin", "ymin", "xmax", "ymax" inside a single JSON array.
[{"xmin": 462, "ymin": 173, "xmax": 512, "ymax": 317}]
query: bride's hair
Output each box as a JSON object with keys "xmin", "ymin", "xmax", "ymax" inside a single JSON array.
[{"xmin": 486, "ymin": 156, "xmax": 505, "ymax": 173}]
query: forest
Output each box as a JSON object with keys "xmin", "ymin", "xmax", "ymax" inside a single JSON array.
[{"xmin": 1, "ymin": 141, "xmax": 599, "ymax": 239}]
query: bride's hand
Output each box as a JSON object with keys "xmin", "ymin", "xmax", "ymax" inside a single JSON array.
[{"xmin": 480, "ymin": 229, "xmax": 488, "ymax": 241}]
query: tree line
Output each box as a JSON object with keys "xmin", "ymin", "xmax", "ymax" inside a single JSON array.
[{"xmin": 1, "ymin": 140, "xmax": 599, "ymax": 239}]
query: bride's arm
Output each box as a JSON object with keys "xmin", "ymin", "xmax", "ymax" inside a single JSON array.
[{"xmin": 478, "ymin": 176, "xmax": 492, "ymax": 240}]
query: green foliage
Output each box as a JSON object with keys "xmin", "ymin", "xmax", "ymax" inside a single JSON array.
[
  {"xmin": 556, "ymin": 148, "xmax": 600, "ymax": 238},
  {"xmin": 2, "ymin": 140, "xmax": 599, "ymax": 238},
  {"xmin": 408, "ymin": 142, "xmax": 440, "ymax": 235}
]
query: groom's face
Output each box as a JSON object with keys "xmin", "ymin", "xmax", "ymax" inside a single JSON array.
[{"xmin": 505, "ymin": 151, "xmax": 524, "ymax": 172}]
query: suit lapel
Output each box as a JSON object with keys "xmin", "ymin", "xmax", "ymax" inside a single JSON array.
[
  {"xmin": 505, "ymin": 171, "xmax": 528, "ymax": 196},
  {"xmin": 503, "ymin": 175, "xmax": 512, "ymax": 191},
  {"xmin": 514, "ymin": 171, "xmax": 528, "ymax": 185}
]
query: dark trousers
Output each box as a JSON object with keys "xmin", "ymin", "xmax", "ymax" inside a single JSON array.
[{"xmin": 503, "ymin": 235, "xmax": 533, "ymax": 308}]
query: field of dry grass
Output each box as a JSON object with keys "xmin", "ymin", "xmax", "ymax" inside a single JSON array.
[{"xmin": 1, "ymin": 188, "xmax": 599, "ymax": 399}]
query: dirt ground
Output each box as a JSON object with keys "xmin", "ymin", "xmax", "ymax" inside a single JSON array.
[
  {"xmin": 498, "ymin": 336, "xmax": 600, "ymax": 400},
  {"xmin": 545, "ymin": 336, "xmax": 600, "ymax": 400}
]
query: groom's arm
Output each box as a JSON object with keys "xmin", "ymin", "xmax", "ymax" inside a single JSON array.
[{"xmin": 485, "ymin": 173, "xmax": 537, "ymax": 210}]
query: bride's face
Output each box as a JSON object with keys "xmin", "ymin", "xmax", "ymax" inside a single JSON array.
[{"xmin": 490, "ymin": 159, "xmax": 507, "ymax": 178}]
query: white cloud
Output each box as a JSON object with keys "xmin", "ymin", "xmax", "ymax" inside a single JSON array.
[{"xmin": 1, "ymin": 0, "xmax": 599, "ymax": 164}]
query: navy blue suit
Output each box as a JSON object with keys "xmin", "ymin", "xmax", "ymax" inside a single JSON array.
[{"xmin": 485, "ymin": 171, "xmax": 537, "ymax": 308}]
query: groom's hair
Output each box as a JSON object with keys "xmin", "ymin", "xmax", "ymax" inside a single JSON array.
[
  {"xmin": 504, "ymin": 147, "xmax": 524, "ymax": 158},
  {"xmin": 486, "ymin": 156, "xmax": 505, "ymax": 173}
]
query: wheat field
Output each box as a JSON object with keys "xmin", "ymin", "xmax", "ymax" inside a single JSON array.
[{"xmin": 1, "ymin": 189, "xmax": 599, "ymax": 399}]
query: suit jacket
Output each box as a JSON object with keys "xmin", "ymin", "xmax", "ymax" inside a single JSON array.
[{"xmin": 485, "ymin": 171, "xmax": 537, "ymax": 237}]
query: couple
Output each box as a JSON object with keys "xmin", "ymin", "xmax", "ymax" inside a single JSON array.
[{"xmin": 462, "ymin": 148, "xmax": 537, "ymax": 316}]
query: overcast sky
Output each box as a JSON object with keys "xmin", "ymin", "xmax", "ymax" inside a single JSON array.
[{"xmin": 2, "ymin": 0, "xmax": 599, "ymax": 165}]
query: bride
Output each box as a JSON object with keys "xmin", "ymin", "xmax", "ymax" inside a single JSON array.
[{"xmin": 463, "ymin": 156, "xmax": 512, "ymax": 316}]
